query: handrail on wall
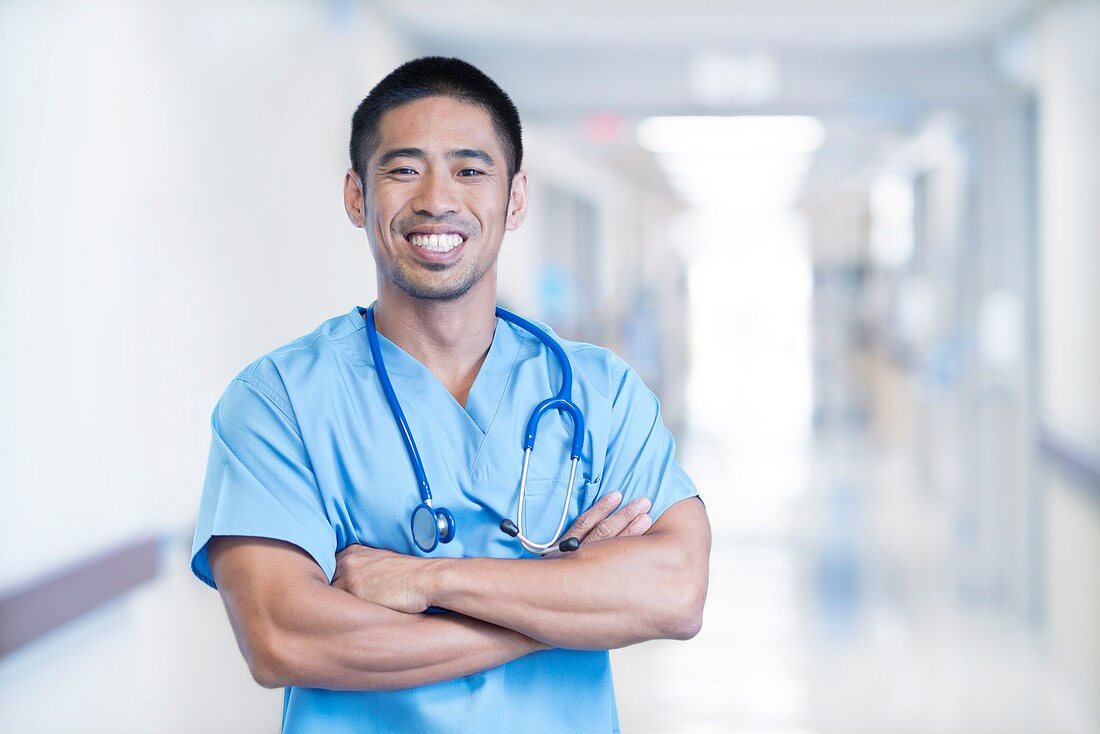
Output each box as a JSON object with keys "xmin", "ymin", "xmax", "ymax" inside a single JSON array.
[
  {"xmin": 1038, "ymin": 423, "xmax": 1100, "ymax": 501},
  {"xmin": 0, "ymin": 536, "xmax": 161, "ymax": 658}
]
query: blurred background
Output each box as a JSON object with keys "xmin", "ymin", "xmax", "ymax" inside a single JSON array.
[{"xmin": 1, "ymin": 0, "xmax": 1098, "ymax": 731}]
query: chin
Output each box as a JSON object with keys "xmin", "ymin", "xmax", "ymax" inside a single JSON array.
[
  {"xmin": 389, "ymin": 262, "xmax": 487, "ymax": 302},
  {"xmin": 395, "ymin": 275, "xmax": 478, "ymax": 301}
]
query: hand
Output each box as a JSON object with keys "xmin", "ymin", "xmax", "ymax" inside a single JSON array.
[
  {"xmin": 550, "ymin": 490, "xmax": 652, "ymax": 555},
  {"xmin": 332, "ymin": 544, "xmax": 433, "ymax": 614}
]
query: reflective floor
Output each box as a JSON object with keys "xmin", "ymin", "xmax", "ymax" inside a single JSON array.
[{"xmin": 612, "ymin": 377, "xmax": 1099, "ymax": 733}]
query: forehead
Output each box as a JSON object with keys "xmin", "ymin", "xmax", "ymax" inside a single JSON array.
[{"xmin": 373, "ymin": 96, "xmax": 503, "ymax": 160}]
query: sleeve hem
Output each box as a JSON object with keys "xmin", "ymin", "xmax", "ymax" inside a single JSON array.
[
  {"xmin": 648, "ymin": 483, "xmax": 700, "ymax": 524},
  {"xmin": 190, "ymin": 531, "xmax": 337, "ymax": 591}
]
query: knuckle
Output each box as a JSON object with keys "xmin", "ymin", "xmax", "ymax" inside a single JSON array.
[
  {"xmin": 618, "ymin": 513, "xmax": 646, "ymax": 536},
  {"xmin": 593, "ymin": 520, "xmax": 614, "ymax": 539}
]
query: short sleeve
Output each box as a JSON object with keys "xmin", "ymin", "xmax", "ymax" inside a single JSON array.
[
  {"xmin": 190, "ymin": 376, "xmax": 337, "ymax": 589},
  {"xmin": 599, "ymin": 365, "xmax": 699, "ymax": 522}
]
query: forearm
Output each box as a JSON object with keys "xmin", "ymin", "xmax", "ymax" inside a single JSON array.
[
  {"xmin": 329, "ymin": 498, "xmax": 710, "ymax": 652},
  {"xmin": 211, "ymin": 537, "xmax": 544, "ymax": 692},
  {"xmin": 428, "ymin": 518, "xmax": 707, "ymax": 649},
  {"xmin": 253, "ymin": 580, "xmax": 541, "ymax": 690}
]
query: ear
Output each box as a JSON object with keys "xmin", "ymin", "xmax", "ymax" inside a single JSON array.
[
  {"xmin": 343, "ymin": 169, "xmax": 366, "ymax": 228},
  {"xmin": 505, "ymin": 171, "xmax": 529, "ymax": 231}
]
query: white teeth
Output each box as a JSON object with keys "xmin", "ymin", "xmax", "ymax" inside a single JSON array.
[{"xmin": 408, "ymin": 233, "xmax": 463, "ymax": 252}]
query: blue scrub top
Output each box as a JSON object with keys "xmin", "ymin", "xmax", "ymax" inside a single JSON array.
[{"xmin": 191, "ymin": 305, "xmax": 698, "ymax": 734}]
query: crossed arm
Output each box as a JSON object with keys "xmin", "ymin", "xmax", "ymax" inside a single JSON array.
[{"xmin": 208, "ymin": 493, "xmax": 710, "ymax": 691}]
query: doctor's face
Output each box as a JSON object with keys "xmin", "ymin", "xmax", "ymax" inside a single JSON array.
[{"xmin": 345, "ymin": 96, "xmax": 527, "ymax": 302}]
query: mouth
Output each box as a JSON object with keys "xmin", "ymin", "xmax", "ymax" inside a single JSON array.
[{"xmin": 404, "ymin": 230, "xmax": 466, "ymax": 254}]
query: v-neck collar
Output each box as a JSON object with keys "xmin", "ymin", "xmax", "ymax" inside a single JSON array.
[{"xmin": 349, "ymin": 305, "xmax": 522, "ymax": 438}]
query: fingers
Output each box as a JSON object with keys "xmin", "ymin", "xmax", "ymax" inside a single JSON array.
[
  {"xmin": 561, "ymin": 490, "xmax": 653, "ymax": 546},
  {"xmin": 563, "ymin": 490, "xmax": 624, "ymax": 542},
  {"xmin": 588, "ymin": 496, "xmax": 651, "ymax": 542},
  {"xmin": 620, "ymin": 510, "xmax": 653, "ymax": 537}
]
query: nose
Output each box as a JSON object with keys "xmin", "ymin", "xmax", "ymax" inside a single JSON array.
[{"xmin": 411, "ymin": 169, "xmax": 460, "ymax": 218}]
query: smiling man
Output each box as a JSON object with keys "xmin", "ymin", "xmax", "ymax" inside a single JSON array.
[{"xmin": 191, "ymin": 57, "xmax": 710, "ymax": 734}]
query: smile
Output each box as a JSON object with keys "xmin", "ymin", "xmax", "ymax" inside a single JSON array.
[{"xmin": 407, "ymin": 233, "xmax": 464, "ymax": 253}]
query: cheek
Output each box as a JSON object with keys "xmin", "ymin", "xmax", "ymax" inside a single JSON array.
[
  {"xmin": 367, "ymin": 190, "xmax": 402, "ymax": 230},
  {"xmin": 365, "ymin": 216, "xmax": 393, "ymax": 255},
  {"xmin": 477, "ymin": 194, "xmax": 509, "ymax": 231},
  {"xmin": 370, "ymin": 208, "xmax": 400, "ymax": 243}
]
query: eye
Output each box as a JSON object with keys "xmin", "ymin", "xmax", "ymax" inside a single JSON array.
[
  {"xmin": 389, "ymin": 167, "xmax": 417, "ymax": 176},
  {"xmin": 458, "ymin": 168, "xmax": 485, "ymax": 177}
]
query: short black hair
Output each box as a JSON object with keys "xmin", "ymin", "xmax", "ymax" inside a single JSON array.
[{"xmin": 349, "ymin": 56, "xmax": 523, "ymax": 179}]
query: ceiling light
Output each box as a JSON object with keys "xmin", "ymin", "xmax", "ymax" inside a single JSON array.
[{"xmin": 636, "ymin": 116, "xmax": 826, "ymax": 155}]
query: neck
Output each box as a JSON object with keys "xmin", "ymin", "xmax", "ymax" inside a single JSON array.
[{"xmin": 371, "ymin": 280, "xmax": 498, "ymax": 405}]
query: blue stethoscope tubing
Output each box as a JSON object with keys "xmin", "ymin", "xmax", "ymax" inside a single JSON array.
[{"xmin": 364, "ymin": 303, "xmax": 585, "ymax": 554}]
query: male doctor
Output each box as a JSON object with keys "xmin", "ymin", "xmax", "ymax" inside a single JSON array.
[{"xmin": 192, "ymin": 56, "xmax": 710, "ymax": 733}]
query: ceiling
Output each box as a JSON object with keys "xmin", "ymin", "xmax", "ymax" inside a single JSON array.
[
  {"xmin": 376, "ymin": 0, "xmax": 1037, "ymax": 122},
  {"xmin": 378, "ymin": 0, "xmax": 1038, "ymax": 50},
  {"xmin": 373, "ymin": 0, "xmax": 1040, "ymax": 204}
]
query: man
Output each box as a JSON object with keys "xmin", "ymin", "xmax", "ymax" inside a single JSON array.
[{"xmin": 191, "ymin": 56, "xmax": 710, "ymax": 733}]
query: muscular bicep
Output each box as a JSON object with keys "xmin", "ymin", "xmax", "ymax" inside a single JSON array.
[
  {"xmin": 644, "ymin": 497, "xmax": 711, "ymax": 602},
  {"xmin": 209, "ymin": 535, "xmax": 328, "ymax": 596},
  {"xmin": 646, "ymin": 496, "xmax": 710, "ymax": 542},
  {"xmin": 207, "ymin": 536, "xmax": 331, "ymax": 685}
]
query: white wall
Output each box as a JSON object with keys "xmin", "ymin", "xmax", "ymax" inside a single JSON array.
[
  {"xmin": 0, "ymin": 0, "xmax": 407, "ymax": 587},
  {"xmin": 1036, "ymin": 0, "xmax": 1100, "ymax": 447},
  {"xmin": 0, "ymin": 1, "xmax": 408, "ymax": 728},
  {"xmin": 1034, "ymin": 0, "xmax": 1100, "ymax": 706}
]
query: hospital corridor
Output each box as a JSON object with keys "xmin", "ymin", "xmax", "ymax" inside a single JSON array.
[{"xmin": 2, "ymin": 1, "xmax": 1099, "ymax": 732}]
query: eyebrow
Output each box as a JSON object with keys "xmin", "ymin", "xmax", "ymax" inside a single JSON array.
[
  {"xmin": 376, "ymin": 147, "xmax": 496, "ymax": 167},
  {"xmin": 449, "ymin": 148, "xmax": 495, "ymax": 166}
]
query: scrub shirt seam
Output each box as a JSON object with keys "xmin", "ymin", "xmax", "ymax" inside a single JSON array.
[
  {"xmin": 468, "ymin": 328, "xmax": 525, "ymax": 472},
  {"xmin": 267, "ymin": 331, "xmax": 327, "ymax": 357},
  {"xmin": 566, "ymin": 344, "xmax": 609, "ymax": 355},
  {"xmin": 610, "ymin": 362, "xmax": 632, "ymax": 404},
  {"xmin": 234, "ymin": 377, "xmax": 302, "ymax": 438}
]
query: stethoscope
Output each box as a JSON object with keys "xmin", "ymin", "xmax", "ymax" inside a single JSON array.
[{"xmin": 364, "ymin": 303, "xmax": 586, "ymax": 555}]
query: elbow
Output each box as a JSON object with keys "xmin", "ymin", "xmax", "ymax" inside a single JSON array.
[
  {"xmin": 659, "ymin": 576, "xmax": 707, "ymax": 641},
  {"xmin": 665, "ymin": 605, "xmax": 704, "ymax": 641},
  {"xmin": 244, "ymin": 628, "xmax": 298, "ymax": 689},
  {"xmin": 249, "ymin": 662, "xmax": 285, "ymax": 690},
  {"xmin": 248, "ymin": 653, "xmax": 287, "ymax": 689}
]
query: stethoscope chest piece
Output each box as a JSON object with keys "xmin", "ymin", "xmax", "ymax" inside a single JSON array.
[{"xmin": 411, "ymin": 502, "xmax": 456, "ymax": 553}]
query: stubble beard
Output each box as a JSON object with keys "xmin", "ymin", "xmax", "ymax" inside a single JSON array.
[{"xmin": 385, "ymin": 253, "xmax": 494, "ymax": 301}]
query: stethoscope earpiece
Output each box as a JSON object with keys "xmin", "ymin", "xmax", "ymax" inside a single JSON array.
[
  {"xmin": 558, "ymin": 537, "xmax": 580, "ymax": 553},
  {"xmin": 501, "ymin": 520, "xmax": 579, "ymax": 554}
]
